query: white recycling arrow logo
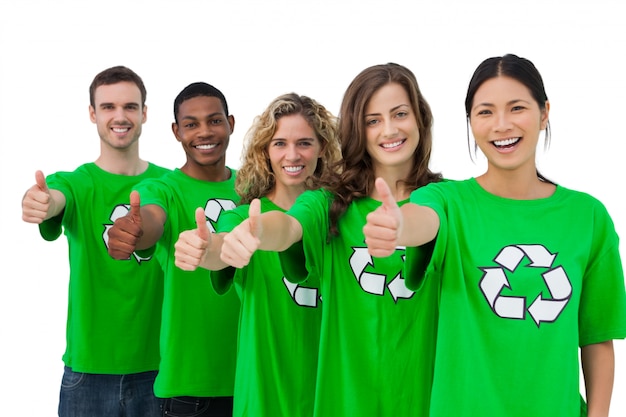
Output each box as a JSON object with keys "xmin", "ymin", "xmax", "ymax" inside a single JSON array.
[
  {"xmin": 204, "ymin": 199, "xmax": 237, "ymax": 232},
  {"xmin": 478, "ymin": 244, "xmax": 571, "ymax": 326},
  {"xmin": 349, "ymin": 246, "xmax": 413, "ymax": 301},
  {"xmin": 282, "ymin": 278, "xmax": 320, "ymax": 307}
]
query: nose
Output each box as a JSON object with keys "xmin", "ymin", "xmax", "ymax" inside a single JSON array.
[
  {"xmin": 494, "ymin": 111, "xmax": 513, "ymax": 132},
  {"xmin": 383, "ymin": 119, "xmax": 399, "ymax": 138},
  {"xmin": 285, "ymin": 143, "xmax": 300, "ymax": 161},
  {"xmin": 113, "ymin": 106, "xmax": 128, "ymax": 122},
  {"xmin": 197, "ymin": 122, "xmax": 213, "ymax": 137}
]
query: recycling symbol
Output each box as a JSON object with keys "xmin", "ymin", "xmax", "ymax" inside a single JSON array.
[
  {"xmin": 478, "ymin": 244, "xmax": 572, "ymax": 326},
  {"xmin": 282, "ymin": 278, "xmax": 321, "ymax": 308},
  {"xmin": 349, "ymin": 246, "xmax": 414, "ymax": 302},
  {"xmin": 103, "ymin": 204, "xmax": 152, "ymax": 263},
  {"xmin": 204, "ymin": 198, "xmax": 236, "ymax": 232}
]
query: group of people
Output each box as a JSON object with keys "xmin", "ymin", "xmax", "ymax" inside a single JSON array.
[{"xmin": 21, "ymin": 54, "xmax": 626, "ymax": 417}]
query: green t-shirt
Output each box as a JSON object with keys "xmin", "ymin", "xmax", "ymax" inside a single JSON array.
[
  {"xmin": 40, "ymin": 162, "xmax": 170, "ymax": 374},
  {"xmin": 407, "ymin": 178, "xmax": 626, "ymax": 417},
  {"xmin": 136, "ymin": 168, "xmax": 241, "ymax": 398},
  {"xmin": 215, "ymin": 197, "xmax": 322, "ymax": 417},
  {"xmin": 283, "ymin": 189, "xmax": 439, "ymax": 417}
]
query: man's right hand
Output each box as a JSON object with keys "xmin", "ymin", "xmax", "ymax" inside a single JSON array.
[
  {"xmin": 22, "ymin": 170, "xmax": 53, "ymax": 224},
  {"xmin": 174, "ymin": 207, "xmax": 212, "ymax": 271},
  {"xmin": 107, "ymin": 190, "xmax": 144, "ymax": 259}
]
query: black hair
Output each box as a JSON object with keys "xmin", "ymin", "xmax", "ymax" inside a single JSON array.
[{"xmin": 173, "ymin": 82, "xmax": 229, "ymax": 124}]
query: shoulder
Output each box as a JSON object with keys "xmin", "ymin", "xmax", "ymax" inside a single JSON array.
[
  {"xmin": 145, "ymin": 163, "xmax": 172, "ymax": 177},
  {"xmin": 414, "ymin": 178, "xmax": 470, "ymax": 195},
  {"xmin": 555, "ymin": 185, "xmax": 614, "ymax": 219},
  {"xmin": 47, "ymin": 163, "xmax": 97, "ymax": 185},
  {"xmin": 296, "ymin": 188, "xmax": 332, "ymax": 205},
  {"xmin": 133, "ymin": 170, "xmax": 177, "ymax": 192}
]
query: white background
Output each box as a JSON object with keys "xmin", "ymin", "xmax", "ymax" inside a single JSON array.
[{"xmin": 1, "ymin": 0, "xmax": 624, "ymax": 415}]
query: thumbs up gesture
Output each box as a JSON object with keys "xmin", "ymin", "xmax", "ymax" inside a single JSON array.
[
  {"xmin": 174, "ymin": 207, "xmax": 212, "ymax": 271},
  {"xmin": 107, "ymin": 190, "xmax": 144, "ymax": 259},
  {"xmin": 22, "ymin": 170, "xmax": 54, "ymax": 224},
  {"xmin": 363, "ymin": 177, "xmax": 403, "ymax": 257},
  {"xmin": 221, "ymin": 199, "xmax": 262, "ymax": 268}
]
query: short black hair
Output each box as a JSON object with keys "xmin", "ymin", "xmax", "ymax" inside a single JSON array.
[{"xmin": 173, "ymin": 82, "xmax": 229, "ymax": 124}]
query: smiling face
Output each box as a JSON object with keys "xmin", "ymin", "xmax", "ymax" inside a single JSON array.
[
  {"xmin": 267, "ymin": 114, "xmax": 321, "ymax": 196},
  {"xmin": 172, "ymin": 95, "xmax": 234, "ymax": 177},
  {"xmin": 89, "ymin": 81, "xmax": 146, "ymax": 151},
  {"xmin": 469, "ymin": 75, "xmax": 549, "ymax": 175},
  {"xmin": 364, "ymin": 82, "xmax": 420, "ymax": 177}
]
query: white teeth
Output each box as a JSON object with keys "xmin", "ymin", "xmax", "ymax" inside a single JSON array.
[
  {"xmin": 494, "ymin": 137, "xmax": 520, "ymax": 147},
  {"xmin": 381, "ymin": 140, "xmax": 403, "ymax": 149},
  {"xmin": 196, "ymin": 144, "xmax": 217, "ymax": 150},
  {"xmin": 284, "ymin": 166, "xmax": 304, "ymax": 173},
  {"xmin": 112, "ymin": 127, "xmax": 129, "ymax": 133}
]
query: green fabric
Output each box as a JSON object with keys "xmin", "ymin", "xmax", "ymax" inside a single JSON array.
[
  {"xmin": 136, "ymin": 168, "xmax": 241, "ymax": 398},
  {"xmin": 215, "ymin": 196, "xmax": 322, "ymax": 417},
  {"xmin": 284, "ymin": 189, "xmax": 439, "ymax": 417},
  {"xmin": 40, "ymin": 162, "xmax": 169, "ymax": 374},
  {"xmin": 408, "ymin": 178, "xmax": 626, "ymax": 417}
]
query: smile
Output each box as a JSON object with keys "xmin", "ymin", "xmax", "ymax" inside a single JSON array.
[
  {"xmin": 493, "ymin": 137, "xmax": 520, "ymax": 148},
  {"xmin": 195, "ymin": 143, "xmax": 217, "ymax": 150},
  {"xmin": 380, "ymin": 139, "xmax": 405, "ymax": 149},
  {"xmin": 284, "ymin": 166, "xmax": 304, "ymax": 173}
]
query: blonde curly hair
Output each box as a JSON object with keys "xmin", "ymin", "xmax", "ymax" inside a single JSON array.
[{"xmin": 235, "ymin": 93, "xmax": 341, "ymax": 204}]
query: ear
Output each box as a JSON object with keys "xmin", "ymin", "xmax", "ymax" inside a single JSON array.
[
  {"xmin": 540, "ymin": 100, "xmax": 550, "ymax": 130},
  {"xmin": 171, "ymin": 122, "xmax": 182, "ymax": 143},
  {"xmin": 228, "ymin": 115, "xmax": 235, "ymax": 134},
  {"xmin": 89, "ymin": 105, "xmax": 96, "ymax": 123},
  {"xmin": 142, "ymin": 104, "xmax": 148, "ymax": 124}
]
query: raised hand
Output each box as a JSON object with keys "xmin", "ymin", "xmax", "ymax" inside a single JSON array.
[
  {"xmin": 22, "ymin": 170, "xmax": 53, "ymax": 224},
  {"xmin": 174, "ymin": 207, "xmax": 211, "ymax": 271},
  {"xmin": 220, "ymin": 199, "xmax": 262, "ymax": 268},
  {"xmin": 363, "ymin": 177, "xmax": 403, "ymax": 257},
  {"xmin": 107, "ymin": 190, "xmax": 144, "ymax": 259}
]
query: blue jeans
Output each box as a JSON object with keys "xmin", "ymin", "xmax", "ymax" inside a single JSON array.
[
  {"xmin": 160, "ymin": 396, "xmax": 233, "ymax": 417},
  {"xmin": 58, "ymin": 366, "xmax": 162, "ymax": 417}
]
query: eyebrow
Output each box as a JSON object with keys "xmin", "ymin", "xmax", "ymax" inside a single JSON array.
[
  {"xmin": 474, "ymin": 98, "xmax": 531, "ymax": 108},
  {"xmin": 270, "ymin": 137, "xmax": 315, "ymax": 142},
  {"xmin": 364, "ymin": 103, "xmax": 410, "ymax": 118},
  {"xmin": 180, "ymin": 112, "xmax": 224, "ymax": 121},
  {"xmin": 99, "ymin": 102, "xmax": 140, "ymax": 108}
]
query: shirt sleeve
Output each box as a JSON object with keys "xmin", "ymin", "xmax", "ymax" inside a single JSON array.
[{"xmin": 578, "ymin": 202, "xmax": 626, "ymax": 345}]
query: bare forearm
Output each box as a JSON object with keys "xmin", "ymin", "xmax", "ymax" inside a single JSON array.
[
  {"xmin": 136, "ymin": 205, "xmax": 166, "ymax": 250},
  {"xmin": 199, "ymin": 233, "xmax": 230, "ymax": 271},
  {"xmin": 45, "ymin": 189, "xmax": 66, "ymax": 220},
  {"xmin": 582, "ymin": 340, "xmax": 614, "ymax": 417},
  {"xmin": 258, "ymin": 211, "xmax": 303, "ymax": 252},
  {"xmin": 397, "ymin": 203, "xmax": 439, "ymax": 247}
]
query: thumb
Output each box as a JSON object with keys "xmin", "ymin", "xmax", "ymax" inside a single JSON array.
[
  {"xmin": 35, "ymin": 170, "xmax": 49, "ymax": 192},
  {"xmin": 194, "ymin": 207, "xmax": 210, "ymax": 240},
  {"xmin": 129, "ymin": 190, "xmax": 142, "ymax": 222},
  {"xmin": 375, "ymin": 177, "xmax": 398, "ymax": 212},
  {"xmin": 248, "ymin": 198, "xmax": 262, "ymax": 238}
]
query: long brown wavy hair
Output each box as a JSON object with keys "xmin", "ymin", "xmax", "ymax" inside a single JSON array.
[{"xmin": 318, "ymin": 63, "xmax": 442, "ymax": 237}]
